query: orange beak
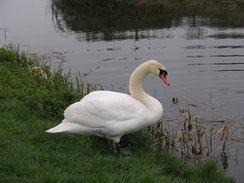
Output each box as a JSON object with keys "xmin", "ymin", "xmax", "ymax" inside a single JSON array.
[{"xmin": 160, "ymin": 73, "xmax": 170, "ymax": 86}]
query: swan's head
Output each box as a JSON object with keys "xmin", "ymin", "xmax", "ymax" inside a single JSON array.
[{"xmin": 148, "ymin": 60, "xmax": 170, "ymax": 86}]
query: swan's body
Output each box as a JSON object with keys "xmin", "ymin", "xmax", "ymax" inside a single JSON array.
[{"xmin": 46, "ymin": 60, "xmax": 169, "ymax": 143}]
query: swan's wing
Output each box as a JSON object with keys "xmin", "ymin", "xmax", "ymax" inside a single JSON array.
[{"xmin": 63, "ymin": 91, "xmax": 149, "ymax": 128}]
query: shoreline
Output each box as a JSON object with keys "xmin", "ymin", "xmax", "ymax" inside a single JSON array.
[{"xmin": 0, "ymin": 46, "xmax": 236, "ymax": 182}]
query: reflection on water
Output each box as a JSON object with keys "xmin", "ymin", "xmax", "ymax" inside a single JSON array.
[
  {"xmin": 188, "ymin": 54, "xmax": 244, "ymax": 58},
  {"xmin": 51, "ymin": 0, "xmax": 244, "ymax": 42},
  {"xmin": 51, "ymin": 0, "xmax": 184, "ymax": 41},
  {"xmin": 188, "ymin": 62, "xmax": 244, "ymax": 66},
  {"xmin": 208, "ymin": 33, "xmax": 244, "ymax": 39}
]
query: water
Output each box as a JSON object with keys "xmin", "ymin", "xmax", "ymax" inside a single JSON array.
[{"xmin": 0, "ymin": 0, "xmax": 244, "ymax": 181}]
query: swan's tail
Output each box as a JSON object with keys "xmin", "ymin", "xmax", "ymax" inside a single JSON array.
[
  {"xmin": 45, "ymin": 122, "xmax": 82, "ymax": 134},
  {"xmin": 46, "ymin": 123, "xmax": 67, "ymax": 133}
]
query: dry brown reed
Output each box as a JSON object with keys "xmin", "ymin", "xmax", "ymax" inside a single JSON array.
[{"xmin": 146, "ymin": 97, "xmax": 231, "ymax": 161}]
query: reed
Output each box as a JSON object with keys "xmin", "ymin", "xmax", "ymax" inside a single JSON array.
[
  {"xmin": 147, "ymin": 97, "xmax": 231, "ymax": 161},
  {"xmin": 216, "ymin": 121, "xmax": 230, "ymax": 151}
]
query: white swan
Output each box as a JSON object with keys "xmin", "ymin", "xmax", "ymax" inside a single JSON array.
[{"xmin": 46, "ymin": 60, "xmax": 169, "ymax": 143}]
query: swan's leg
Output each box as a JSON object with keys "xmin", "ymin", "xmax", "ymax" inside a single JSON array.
[
  {"xmin": 112, "ymin": 141, "xmax": 120, "ymax": 153},
  {"xmin": 111, "ymin": 141, "xmax": 132, "ymax": 156},
  {"xmin": 112, "ymin": 141, "xmax": 117, "ymax": 153}
]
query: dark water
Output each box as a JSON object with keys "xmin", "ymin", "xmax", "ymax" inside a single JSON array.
[{"xmin": 0, "ymin": 0, "xmax": 244, "ymax": 181}]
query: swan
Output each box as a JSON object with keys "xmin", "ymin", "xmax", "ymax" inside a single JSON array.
[{"xmin": 46, "ymin": 60, "xmax": 169, "ymax": 143}]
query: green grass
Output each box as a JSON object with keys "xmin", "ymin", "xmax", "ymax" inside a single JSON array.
[
  {"xmin": 0, "ymin": 46, "xmax": 82, "ymax": 120},
  {"xmin": 0, "ymin": 47, "xmax": 235, "ymax": 182}
]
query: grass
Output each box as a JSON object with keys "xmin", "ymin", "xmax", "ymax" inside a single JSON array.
[
  {"xmin": 0, "ymin": 46, "xmax": 235, "ymax": 182},
  {"xmin": 0, "ymin": 46, "xmax": 83, "ymax": 120}
]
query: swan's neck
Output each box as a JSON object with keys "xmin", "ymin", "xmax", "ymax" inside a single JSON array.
[
  {"xmin": 129, "ymin": 63, "xmax": 163, "ymax": 118},
  {"xmin": 129, "ymin": 65, "xmax": 148, "ymax": 101}
]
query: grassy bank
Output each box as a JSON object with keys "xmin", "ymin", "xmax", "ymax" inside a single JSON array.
[{"xmin": 0, "ymin": 47, "xmax": 235, "ymax": 182}]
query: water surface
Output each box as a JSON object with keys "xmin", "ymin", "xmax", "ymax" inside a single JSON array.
[{"xmin": 0, "ymin": 0, "xmax": 244, "ymax": 181}]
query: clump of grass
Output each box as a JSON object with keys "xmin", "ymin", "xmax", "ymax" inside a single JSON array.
[
  {"xmin": 147, "ymin": 121, "xmax": 175, "ymax": 153},
  {"xmin": 0, "ymin": 46, "xmax": 100, "ymax": 120}
]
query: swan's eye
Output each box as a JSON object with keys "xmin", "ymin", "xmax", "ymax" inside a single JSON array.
[{"xmin": 159, "ymin": 68, "xmax": 168, "ymax": 76}]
